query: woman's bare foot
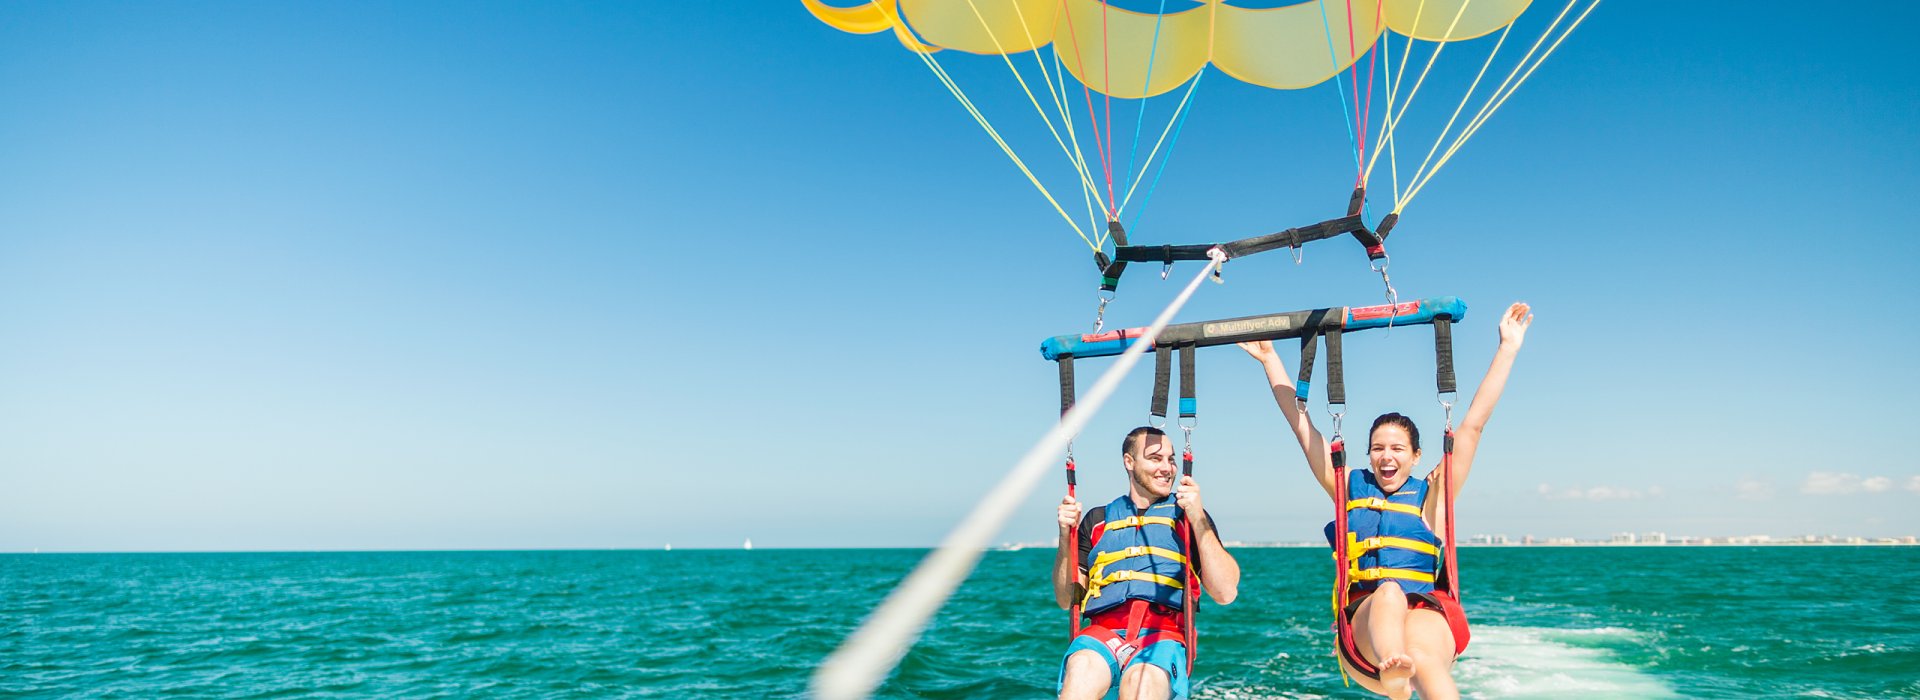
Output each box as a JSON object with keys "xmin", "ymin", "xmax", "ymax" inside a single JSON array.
[{"xmin": 1379, "ymin": 653, "xmax": 1416, "ymax": 700}]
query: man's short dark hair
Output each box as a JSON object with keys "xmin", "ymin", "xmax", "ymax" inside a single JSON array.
[{"xmin": 1121, "ymin": 426, "xmax": 1167, "ymax": 457}]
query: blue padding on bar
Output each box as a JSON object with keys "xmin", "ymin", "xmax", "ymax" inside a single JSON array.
[
  {"xmin": 1178, "ymin": 398, "xmax": 1196, "ymax": 416},
  {"xmin": 1294, "ymin": 381, "xmax": 1311, "ymax": 401},
  {"xmin": 1343, "ymin": 296, "xmax": 1468, "ymax": 331},
  {"xmin": 1040, "ymin": 330, "xmax": 1146, "ymax": 361}
]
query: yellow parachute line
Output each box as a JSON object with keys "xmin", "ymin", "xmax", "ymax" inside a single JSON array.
[
  {"xmin": 1363, "ymin": 0, "xmax": 1478, "ymax": 191},
  {"xmin": 962, "ymin": 0, "xmax": 1113, "ymax": 217},
  {"xmin": 1396, "ymin": 0, "xmax": 1598, "ymax": 214}
]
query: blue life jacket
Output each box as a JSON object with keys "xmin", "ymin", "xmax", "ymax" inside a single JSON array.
[
  {"xmin": 1324, "ymin": 470, "xmax": 1442, "ymax": 595},
  {"xmin": 1081, "ymin": 494, "xmax": 1188, "ymax": 615}
]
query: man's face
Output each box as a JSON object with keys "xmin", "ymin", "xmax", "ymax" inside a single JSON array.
[{"xmin": 1124, "ymin": 434, "xmax": 1178, "ymax": 500}]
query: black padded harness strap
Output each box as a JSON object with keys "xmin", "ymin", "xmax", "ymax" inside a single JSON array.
[
  {"xmin": 1178, "ymin": 345, "xmax": 1196, "ymax": 420},
  {"xmin": 1151, "ymin": 344, "xmax": 1172, "ymax": 421},
  {"xmin": 1325, "ymin": 326, "xmax": 1345, "ymax": 406},
  {"xmin": 1296, "ymin": 331, "xmax": 1318, "ymax": 400},
  {"xmin": 1058, "ymin": 356, "xmax": 1076, "ymax": 418}
]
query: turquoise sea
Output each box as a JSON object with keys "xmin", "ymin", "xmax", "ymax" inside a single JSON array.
[{"xmin": 3, "ymin": 547, "xmax": 1916, "ymax": 698}]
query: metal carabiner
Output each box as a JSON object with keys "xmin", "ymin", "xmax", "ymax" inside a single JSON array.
[
  {"xmin": 1092, "ymin": 292, "xmax": 1114, "ymax": 333},
  {"xmin": 1370, "ymin": 254, "xmax": 1400, "ymax": 327}
]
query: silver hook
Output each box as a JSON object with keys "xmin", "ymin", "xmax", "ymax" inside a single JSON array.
[
  {"xmin": 1093, "ymin": 293, "xmax": 1113, "ymax": 333},
  {"xmin": 1370, "ymin": 254, "xmax": 1399, "ymax": 328}
]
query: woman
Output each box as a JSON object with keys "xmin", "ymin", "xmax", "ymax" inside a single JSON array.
[{"xmin": 1239, "ymin": 302, "xmax": 1531, "ymax": 700}]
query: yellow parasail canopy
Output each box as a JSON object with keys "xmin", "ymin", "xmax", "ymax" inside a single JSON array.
[{"xmin": 802, "ymin": 0, "xmax": 1531, "ymax": 98}]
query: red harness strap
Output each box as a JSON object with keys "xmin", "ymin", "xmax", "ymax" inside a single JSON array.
[
  {"xmin": 1335, "ymin": 588, "xmax": 1471, "ymax": 680},
  {"xmin": 1083, "ymin": 600, "xmax": 1187, "ymax": 668},
  {"xmin": 1177, "ymin": 514, "xmax": 1197, "ymax": 670},
  {"xmin": 1078, "ymin": 518, "xmax": 1195, "ymax": 672}
]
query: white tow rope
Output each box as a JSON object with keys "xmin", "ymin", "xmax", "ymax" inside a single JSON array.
[{"xmin": 811, "ymin": 249, "xmax": 1229, "ymax": 700}]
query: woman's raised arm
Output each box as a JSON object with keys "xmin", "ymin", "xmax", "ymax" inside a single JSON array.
[
  {"xmin": 1441, "ymin": 302, "xmax": 1533, "ymax": 499},
  {"xmin": 1239, "ymin": 340, "xmax": 1339, "ymax": 500}
]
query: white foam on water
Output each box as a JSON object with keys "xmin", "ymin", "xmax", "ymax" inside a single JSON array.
[{"xmin": 1454, "ymin": 625, "xmax": 1676, "ymax": 699}]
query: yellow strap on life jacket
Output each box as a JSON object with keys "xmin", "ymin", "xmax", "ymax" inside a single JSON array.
[
  {"xmin": 1080, "ymin": 509, "xmax": 1185, "ymax": 608},
  {"xmin": 1345, "ymin": 533, "xmax": 1440, "ymax": 560},
  {"xmin": 1103, "ymin": 515, "xmax": 1178, "ymax": 531},
  {"xmin": 1081, "ymin": 569, "xmax": 1187, "ymax": 607},
  {"xmin": 1345, "ymin": 497, "xmax": 1424, "ymax": 518},
  {"xmin": 1089, "ymin": 545, "xmax": 1190, "ymax": 570},
  {"xmin": 1083, "ymin": 546, "xmax": 1188, "ymax": 604},
  {"xmin": 1348, "ymin": 567, "xmax": 1437, "ymax": 584}
]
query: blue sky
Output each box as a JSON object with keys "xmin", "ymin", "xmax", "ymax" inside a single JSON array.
[{"xmin": 2, "ymin": 2, "xmax": 1916, "ymax": 552}]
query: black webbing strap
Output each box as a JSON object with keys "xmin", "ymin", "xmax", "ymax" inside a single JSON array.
[
  {"xmin": 1296, "ymin": 332, "xmax": 1318, "ymax": 399},
  {"xmin": 1178, "ymin": 345, "xmax": 1196, "ymax": 420},
  {"xmin": 1345, "ymin": 186, "xmax": 1392, "ymax": 261},
  {"xmin": 1293, "ymin": 307, "xmax": 1334, "ymax": 402},
  {"xmin": 1092, "ymin": 190, "xmax": 1401, "ymax": 294},
  {"xmin": 1348, "ymin": 227, "xmax": 1384, "ymax": 260},
  {"xmin": 1111, "ymin": 215, "xmax": 1368, "ymax": 264},
  {"xmin": 1097, "ymin": 192, "xmax": 1386, "ymax": 291},
  {"xmin": 1220, "ymin": 215, "xmax": 1367, "ymax": 259},
  {"xmin": 1325, "ymin": 326, "xmax": 1346, "ymax": 406},
  {"xmin": 1151, "ymin": 344, "xmax": 1172, "ymax": 422},
  {"xmin": 1433, "ymin": 318, "xmax": 1456, "ymax": 394},
  {"xmin": 1058, "ymin": 356, "xmax": 1076, "ymax": 417},
  {"xmin": 1095, "ymin": 221, "xmax": 1131, "ymax": 292}
]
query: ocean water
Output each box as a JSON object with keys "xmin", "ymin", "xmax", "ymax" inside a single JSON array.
[{"xmin": 2, "ymin": 547, "xmax": 1916, "ymax": 698}]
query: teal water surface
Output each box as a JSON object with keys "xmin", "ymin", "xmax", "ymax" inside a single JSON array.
[{"xmin": 3, "ymin": 547, "xmax": 1916, "ymax": 698}]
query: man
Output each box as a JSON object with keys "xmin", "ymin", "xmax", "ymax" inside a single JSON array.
[{"xmin": 1054, "ymin": 426, "xmax": 1241, "ymax": 700}]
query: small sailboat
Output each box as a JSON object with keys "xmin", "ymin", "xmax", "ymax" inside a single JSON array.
[
  {"xmin": 664, "ymin": 543, "xmax": 672, "ymax": 551},
  {"xmin": 744, "ymin": 538, "xmax": 754, "ymax": 551}
]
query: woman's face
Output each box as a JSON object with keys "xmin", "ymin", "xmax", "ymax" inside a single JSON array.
[{"xmin": 1368, "ymin": 423, "xmax": 1421, "ymax": 492}]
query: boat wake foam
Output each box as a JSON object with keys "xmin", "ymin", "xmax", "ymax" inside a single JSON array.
[{"xmin": 1454, "ymin": 625, "xmax": 1675, "ymax": 699}]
